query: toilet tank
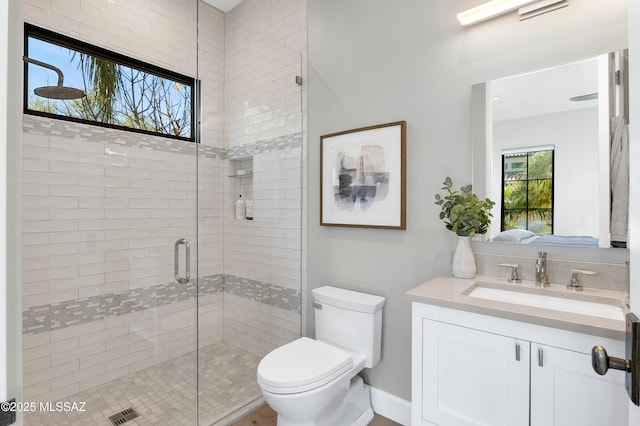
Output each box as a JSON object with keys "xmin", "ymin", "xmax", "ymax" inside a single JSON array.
[{"xmin": 312, "ymin": 286, "xmax": 385, "ymax": 368}]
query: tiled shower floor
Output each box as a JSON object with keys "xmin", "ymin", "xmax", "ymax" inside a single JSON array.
[{"xmin": 24, "ymin": 342, "xmax": 263, "ymax": 426}]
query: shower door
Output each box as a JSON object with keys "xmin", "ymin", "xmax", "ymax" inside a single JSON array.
[{"xmin": 20, "ymin": 1, "xmax": 201, "ymax": 425}]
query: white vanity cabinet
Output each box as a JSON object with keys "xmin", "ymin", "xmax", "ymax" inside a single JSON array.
[{"xmin": 412, "ymin": 302, "xmax": 629, "ymax": 426}]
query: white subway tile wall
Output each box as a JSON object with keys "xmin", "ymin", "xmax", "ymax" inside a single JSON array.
[
  {"xmin": 21, "ymin": 0, "xmax": 307, "ymax": 412},
  {"xmin": 224, "ymin": 143, "xmax": 303, "ymax": 291},
  {"xmin": 24, "ymin": 0, "xmax": 198, "ymax": 78},
  {"xmin": 21, "ymin": 121, "xmax": 202, "ymax": 308},
  {"xmin": 224, "ymin": 0, "xmax": 309, "ymax": 337},
  {"xmin": 225, "ymin": 0, "xmax": 305, "ymax": 148},
  {"xmin": 199, "ymin": 2, "xmax": 226, "ymax": 148},
  {"xmin": 223, "ymin": 293, "xmax": 301, "ymax": 358}
]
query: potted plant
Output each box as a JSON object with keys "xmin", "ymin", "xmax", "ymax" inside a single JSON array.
[{"xmin": 435, "ymin": 177, "xmax": 495, "ymax": 278}]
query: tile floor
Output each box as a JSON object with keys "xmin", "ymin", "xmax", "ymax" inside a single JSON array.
[
  {"xmin": 232, "ymin": 404, "xmax": 402, "ymax": 426},
  {"xmin": 24, "ymin": 342, "xmax": 262, "ymax": 426}
]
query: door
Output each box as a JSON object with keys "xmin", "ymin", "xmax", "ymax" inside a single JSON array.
[{"xmin": 421, "ymin": 319, "xmax": 529, "ymax": 426}]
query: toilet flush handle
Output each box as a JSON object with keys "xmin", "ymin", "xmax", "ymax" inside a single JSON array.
[{"xmin": 312, "ymin": 302, "xmax": 322, "ymax": 310}]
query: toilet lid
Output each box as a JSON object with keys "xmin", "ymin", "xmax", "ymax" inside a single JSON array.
[{"xmin": 257, "ymin": 337, "xmax": 353, "ymax": 394}]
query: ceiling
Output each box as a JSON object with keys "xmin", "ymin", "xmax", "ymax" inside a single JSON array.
[
  {"xmin": 490, "ymin": 57, "xmax": 599, "ymax": 122},
  {"xmin": 201, "ymin": 0, "xmax": 243, "ymax": 12}
]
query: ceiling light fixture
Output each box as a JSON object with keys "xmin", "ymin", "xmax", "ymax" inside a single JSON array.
[{"xmin": 457, "ymin": 0, "xmax": 542, "ymax": 26}]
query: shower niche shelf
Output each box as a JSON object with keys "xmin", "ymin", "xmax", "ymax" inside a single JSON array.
[
  {"xmin": 228, "ymin": 156, "xmax": 253, "ymax": 177},
  {"xmin": 229, "ymin": 157, "xmax": 254, "ymax": 219}
]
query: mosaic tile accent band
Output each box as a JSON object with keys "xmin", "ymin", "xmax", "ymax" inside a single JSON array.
[
  {"xmin": 226, "ymin": 133, "xmax": 303, "ymax": 159},
  {"xmin": 23, "ymin": 115, "xmax": 301, "ymax": 160},
  {"xmin": 224, "ymin": 275, "xmax": 301, "ymax": 311},
  {"xmin": 22, "ymin": 274, "xmax": 300, "ymax": 335},
  {"xmin": 23, "ymin": 115, "xmax": 223, "ymax": 158},
  {"xmin": 22, "ymin": 275, "xmax": 223, "ymax": 335}
]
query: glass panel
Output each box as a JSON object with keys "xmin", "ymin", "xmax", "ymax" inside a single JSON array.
[
  {"xmin": 197, "ymin": 2, "xmax": 305, "ymax": 423},
  {"xmin": 527, "ymin": 150, "xmax": 553, "ymax": 233},
  {"xmin": 527, "ymin": 150, "xmax": 553, "ymax": 179},
  {"xmin": 503, "ymin": 153, "xmax": 527, "ymax": 181},
  {"xmin": 21, "ymin": 2, "xmax": 199, "ymax": 425},
  {"xmin": 503, "ymin": 180, "xmax": 527, "ymax": 230}
]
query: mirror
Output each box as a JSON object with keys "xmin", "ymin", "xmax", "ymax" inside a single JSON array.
[{"xmin": 472, "ymin": 51, "xmax": 629, "ymax": 249}]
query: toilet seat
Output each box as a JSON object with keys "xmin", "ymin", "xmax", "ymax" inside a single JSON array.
[{"xmin": 257, "ymin": 337, "xmax": 354, "ymax": 394}]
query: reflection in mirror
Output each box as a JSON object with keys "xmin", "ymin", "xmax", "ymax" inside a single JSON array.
[
  {"xmin": 472, "ymin": 52, "xmax": 629, "ymax": 248},
  {"xmin": 501, "ymin": 146, "xmax": 554, "ymax": 234}
]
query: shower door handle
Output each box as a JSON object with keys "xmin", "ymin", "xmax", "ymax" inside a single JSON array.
[{"xmin": 174, "ymin": 238, "xmax": 190, "ymax": 284}]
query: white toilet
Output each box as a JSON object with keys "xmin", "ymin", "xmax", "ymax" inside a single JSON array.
[{"xmin": 257, "ymin": 286, "xmax": 385, "ymax": 426}]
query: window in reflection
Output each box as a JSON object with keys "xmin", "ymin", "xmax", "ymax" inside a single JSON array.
[{"xmin": 502, "ymin": 148, "xmax": 554, "ymax": 234}]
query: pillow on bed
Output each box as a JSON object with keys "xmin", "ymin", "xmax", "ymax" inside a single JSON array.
[{"xmin": 491, "ymin": 229, "xmax": 536, "ymax": 243}]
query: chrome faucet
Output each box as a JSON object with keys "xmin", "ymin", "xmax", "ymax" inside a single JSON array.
[
  {"xmin": 567, "ymin": 269, "xmax": 597, "ymax": 292},
  {"xmin": 535, "ymin": 252, "xmax": 550, "ymax": 288},
  {"xmin": 498, "ymin": 263, "xmax": 521, "ymax": 284}
]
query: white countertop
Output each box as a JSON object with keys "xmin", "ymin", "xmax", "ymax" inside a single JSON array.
[{"xmin": 406, "ymin": 275, "xmax": 629, "ymax": 340}]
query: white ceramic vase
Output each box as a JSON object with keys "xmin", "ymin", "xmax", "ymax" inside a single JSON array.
[{"xmin": 452, "ymin": 236, "xmax": 476, "ymax": 279}]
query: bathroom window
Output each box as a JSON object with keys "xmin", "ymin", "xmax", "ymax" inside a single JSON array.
[
  {"xmin": 24, "ymin": 23, "xmax": 196, "ymax": 141},
  {"xmin": 501, "ymin": 147, "xmax": 554, "ymax": 234}
]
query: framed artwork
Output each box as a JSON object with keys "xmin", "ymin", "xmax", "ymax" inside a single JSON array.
[{"xmin": 320, "ymin": 121, "xmax": 406, "ymax": 229}]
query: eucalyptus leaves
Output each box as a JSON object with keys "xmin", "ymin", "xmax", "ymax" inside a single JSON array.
[{"xmin": 435, "ymin": 177, "xmax": 496, "ymax": 237}]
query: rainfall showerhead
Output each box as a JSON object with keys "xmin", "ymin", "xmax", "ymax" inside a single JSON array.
[
  {"xmin": 33, "ymin": 85, "xmax": 86, "ymax": 100},
  {"xmin": 24, "ymin": 56, "xmax": 86, "ymax": 100}
]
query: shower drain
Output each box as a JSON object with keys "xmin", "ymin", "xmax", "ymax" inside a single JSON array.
[{"xmin": 108, "ymin": 407, "xmax": 140, "ymax": 425}]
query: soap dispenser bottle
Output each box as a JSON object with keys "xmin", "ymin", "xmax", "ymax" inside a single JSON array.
[
  {"xmin": 235, "ymin": 194, "xmax": 246, "ymax": 220},
  {"xmin": 245, "ymin": 199, "xmax": 253, "ymax": 220}
]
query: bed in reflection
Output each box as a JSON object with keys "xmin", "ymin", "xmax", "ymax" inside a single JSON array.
[{"xmin": 491, "ymin": 229, "xmax": 599, "ymax": 247}]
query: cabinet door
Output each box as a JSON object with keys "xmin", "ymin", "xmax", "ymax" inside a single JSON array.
[
  {"xmin": 531, "ymin": 344, "xmax": 629, "ymax": 426},
  {"xmin": 422, "ymin": 319, "xmax": 530, "ymax": 426}
]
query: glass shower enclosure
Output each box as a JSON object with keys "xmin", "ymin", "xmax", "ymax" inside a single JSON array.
[{"xmin": 20, "ymin": 0, "xmax": 304, "ymax": 424}]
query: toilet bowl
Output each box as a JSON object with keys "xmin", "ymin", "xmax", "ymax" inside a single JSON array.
[
  {"xmin": 257, "ymin": 286, "xmax": 385, "ymax": 426},
  {"xmin": 258, "ymin": 337, "xmax": 370, "ymax": 426}
]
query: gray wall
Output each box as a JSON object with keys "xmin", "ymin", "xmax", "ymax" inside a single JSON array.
[{"xmin": 307, "ymin": 0, "xmax": 627, "ymax": 400}]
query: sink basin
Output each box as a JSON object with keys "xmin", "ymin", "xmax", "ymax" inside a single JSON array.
[{"xmin": 465, "ymin": 282, "xmax": 626, "ymax": 321}]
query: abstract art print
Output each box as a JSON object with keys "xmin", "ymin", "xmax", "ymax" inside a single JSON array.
[{"xmin": 320, "ymin": 121, "xmax": 406, "ymax": 229}]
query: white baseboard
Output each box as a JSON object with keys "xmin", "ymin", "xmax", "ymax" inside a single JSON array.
[{"xmin": 368, "ymin": 386, "xmax": 411, "ymax": 426}]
